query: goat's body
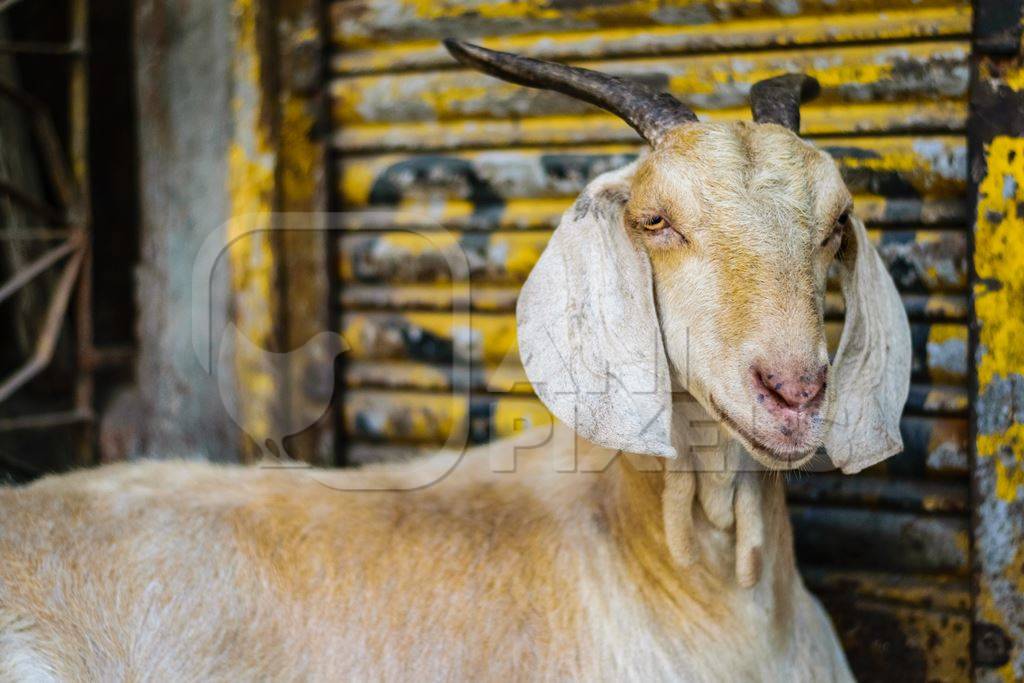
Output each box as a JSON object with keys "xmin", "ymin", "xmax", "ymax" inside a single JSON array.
[{"xmin": 0, "ymin": 429, "xmax": 852, "ymax": 682}]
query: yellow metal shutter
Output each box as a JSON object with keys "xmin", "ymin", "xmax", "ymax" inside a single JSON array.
[{"xmin": 331, "ymin": 3, "xmax": 972, "ymax": 678}]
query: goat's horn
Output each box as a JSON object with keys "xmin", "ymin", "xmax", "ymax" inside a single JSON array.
[
  {"xmin": 749, "ymin": 74, "xmax": 821, "ymax": 132},
  {"xmin": 443, "ymin": 38, "xmax": 697, "ymax": 145}
]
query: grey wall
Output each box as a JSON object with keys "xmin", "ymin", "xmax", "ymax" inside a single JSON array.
[{"xmin": 132, "ymin": 0, "xmax": 238, "ymax": 459}]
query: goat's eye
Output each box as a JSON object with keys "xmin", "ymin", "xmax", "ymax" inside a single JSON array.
[
  {"xmin": 822, "ymin": 209, "xmax": 850, "ymax": 248},
  {"xmin": 636, "ymin": 213, "xmax": 686, "ymax": 247},
  {"xmin": 642, "ymin": 215, "xmax": 667, "ymax": 230}
]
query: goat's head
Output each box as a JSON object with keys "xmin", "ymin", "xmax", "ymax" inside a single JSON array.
[{"xmin": 445, "ymin": 40, "xmax": 912, "ymax": 474}]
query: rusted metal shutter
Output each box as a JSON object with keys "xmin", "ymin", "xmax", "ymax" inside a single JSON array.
[{"xmin": 330, "ymin": 3, "xmax": 972, "ymax": 679}]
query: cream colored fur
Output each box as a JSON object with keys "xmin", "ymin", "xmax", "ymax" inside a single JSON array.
[
  {"xmin": 0, "ymin": 121, "xmax": 911, "ymax": 681},
  {"xmin": 0, "ymin": 422, "xmax": 852, "ymax": 682}
]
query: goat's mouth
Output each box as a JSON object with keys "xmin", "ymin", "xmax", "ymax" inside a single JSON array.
[{"xmin": 707, "ymin": 394, "xmax": 819, "ymax": 469}]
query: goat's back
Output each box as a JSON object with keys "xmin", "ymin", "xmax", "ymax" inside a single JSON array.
[{"xmin": 0, "ymin": 454, "xmax": 611, "ymax": 681}]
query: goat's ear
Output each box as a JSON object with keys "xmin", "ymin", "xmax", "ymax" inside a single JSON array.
[
  {"xmin": 517, "ymin": 162, "xmax": 676, "ymax": 458},
  {"xmin": 823, "ymin": 215, "xmax": 912, "ymax": 473}
]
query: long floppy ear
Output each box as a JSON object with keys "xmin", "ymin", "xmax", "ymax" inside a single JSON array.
[
  {"xmin": 824, "ymin": 215, "xmax": 912, "ymax": 473},
  {"xmin": 517, "ymin": 162, "xmax": 676, "ymax": 458}
]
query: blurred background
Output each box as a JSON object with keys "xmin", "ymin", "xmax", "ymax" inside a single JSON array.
[{"xmin": 1, "ymin": 1, "xmax": 1023, "ymax": 680}]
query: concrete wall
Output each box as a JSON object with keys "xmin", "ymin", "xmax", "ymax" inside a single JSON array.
[
  {"xmin": 133, "ymin": 0, "xmax": 238, "ymax": 459},
  {"xmin": 130, "ymin": 0, "xmax": 330, "ymax": 463}
]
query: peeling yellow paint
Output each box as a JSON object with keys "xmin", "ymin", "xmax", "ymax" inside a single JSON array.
[
  {"xmin": 337, "ymin": 138, "xmax": 963, "ymax": 208},
  {"xmin": 334, "ymin": 7, "xmax": 971, "ymax": 74},
  {"xmin": 929, "ymin": 322, "xmax": 967, "ymax": 345},
  {"xmin": 344, "ymin": 390, "xmax": 471, "ymax": 443},
  {"xmin": 227, "ymin": 0, "xmax": 278, "ymax": 458},
  {"xmin": 975, "ymin": 586, "xmax": 1016, "ymax": 682},
  {"xmin": 332, "ymin": 101, "xmax": 969, "ymax": 152},
  {"xmin": 280, "ymin": 98, "xmax": 317, "ymax": 206},
  {"xmin": 975, "ymin": 136, "xmax": 1024, "ymax": 389},
  {"xmin": 1003, "ymin": 65, "xmax": 1024, "ymax": 92},
  {"xmin": 379, "ymin": 232, "xmax": 459, "ymax": 251},
  {"xmin": 692, "ymin": 61, "xmax": 894, "ymax": 96},
  {"xmin": 334, "ymin": 0, "xmax": 969, "ymax": 50},
  {"xmin": 996, "ymin": 457, "xmax": 1024, "ymax": 503},
  {"xmin": 493, "ymin": 397, "xmax": 553, "ymax": 436},
  {"xmin": 974, "ymin": 127, "xmax": 1024, "ymax": 670},
  {"xmin": 344, "ymin": 390, "xmax": 550, "ymax": 443},
  {"xmin": 978, "ymin": 422, "xmax": 1024, "ymax": 460},
  {"xmin": 336, "ymin": 193, "xmax": 959, "ymax": 233},
  {"xmin": 405, "ymin": 0, "xmax": 562, "ymax": 23}
]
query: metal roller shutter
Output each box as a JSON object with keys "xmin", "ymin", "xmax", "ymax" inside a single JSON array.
[{"xmin": 330, "ymin": 2, "xmax": 972, "ymax": 679}]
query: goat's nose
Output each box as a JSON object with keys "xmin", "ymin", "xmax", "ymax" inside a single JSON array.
[{"xmin": 755, "ymin": 364, "xmax": 827, "ymax": 410}]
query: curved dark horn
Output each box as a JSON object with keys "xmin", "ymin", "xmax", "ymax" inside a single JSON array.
[
  {"xmin": 749, "ymin": 74, "xmax": 821, "ymax": 132},
  {"xmin": 443, "ymin": 38, "xmax": 696, "ymax": 145}
]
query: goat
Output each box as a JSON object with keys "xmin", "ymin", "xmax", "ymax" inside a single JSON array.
[{"xmin": 0, "ymin": 40, "xmax": 911, "ymax": 682}]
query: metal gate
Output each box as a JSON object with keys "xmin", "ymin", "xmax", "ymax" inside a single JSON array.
[
  {"xmin": 0, "ymin": 0, "xmax": 95, "ymax": 472},
  {"xmin": 330, "ymin": 2, "xmax": 975, "ymax": 679}
]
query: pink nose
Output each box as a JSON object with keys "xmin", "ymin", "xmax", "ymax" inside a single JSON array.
[{"xmin": 754, "ymin": 363, "xmax": 827, "ymax": 411}]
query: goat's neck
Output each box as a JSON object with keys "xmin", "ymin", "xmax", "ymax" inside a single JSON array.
[{"xmin": 596, "ymin": 422, "xmax": 795, "ymax": 602}]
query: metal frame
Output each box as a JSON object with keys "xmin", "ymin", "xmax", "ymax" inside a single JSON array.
[{"xmin": 0, "ymin": 0, "xmax": 93, "ymax": 454}]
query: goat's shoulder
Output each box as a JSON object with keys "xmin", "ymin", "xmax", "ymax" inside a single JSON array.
[{"xmin": 0, "ymin": 435, "xmax": 621, "ymax": 680}]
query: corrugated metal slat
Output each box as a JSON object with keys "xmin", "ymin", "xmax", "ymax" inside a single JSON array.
[
  {"xmin": 338, "ymin": 228, "xmax": 968, "ymax": 291},
  {"xmin": 331, "ymin": 0, "xmax": 968, "ymax": 49},
  {"xmin": 334, "ymin": 8, "xmax": 970, "ymax": 75}
]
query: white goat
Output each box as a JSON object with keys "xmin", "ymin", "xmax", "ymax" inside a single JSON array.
[{"xmin": 0, "ymin": 40, "xmax": 911, "ymax": 682}]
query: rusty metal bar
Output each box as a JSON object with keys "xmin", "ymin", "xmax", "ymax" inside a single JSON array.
[
  {"xmin": 0, "ymin": 178, "xmax": 66, "ymax": 223},
  {"xmin": 0, "ymin": 236, "xmax": 78, "ymax": 303},
  {"xmin": 0, "ymin": 241, "xmax": 85, "ymax": 404},
  {"xmin": 0, "ymin": 81, "xmax": 80, "ymax": 214},
  {"xmin": 0, "ymin": 409, "xmax": 90, "ymax": 433},
  {"xmin": 0, "ymin": 0, "xmax": 93, "ymax": 453},
  {"xmin": 68, "ymin": 0, "xmax": 92, "ymax": 465},
  {"xmin": 0, "ymin": 0, "xmax": 27, "ymax": 14},
  {"xmin": 0, "ymin": 227, "xmax": 73, "ymax": 240},
  {"xmin": 0, "ymin": 41, "xmax": 84, "ymax": 56},
  {"xmin": 83, "ymin": 344, "xmax": 134, "ymax": 370}
]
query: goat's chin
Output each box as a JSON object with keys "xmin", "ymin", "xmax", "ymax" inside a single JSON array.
[{"xmin": 706, "ymin": 394, "xmax": 820, "ymax": 470}]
